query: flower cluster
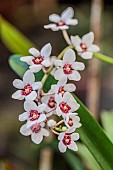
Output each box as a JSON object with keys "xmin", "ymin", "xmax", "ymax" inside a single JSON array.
[{"xmin": 12, "ymin": 7, "xmax": 100, "ymax": 153}]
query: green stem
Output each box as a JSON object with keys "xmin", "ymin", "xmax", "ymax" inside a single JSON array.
[{"xmin": 93, "ymin": 52, "xmax": 113, "ymax": 65}]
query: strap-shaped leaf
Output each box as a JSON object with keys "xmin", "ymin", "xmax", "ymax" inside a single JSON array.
[{"xmin": 0, "ymin": 17, "xmax": 35, "ymax": 55}]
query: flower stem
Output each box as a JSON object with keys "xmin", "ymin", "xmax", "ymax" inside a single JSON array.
[
  {"xmin": 93, "ymin": 52, "xmax": 113, "ymax": 64},
  {"xmin": 54, "ymin": 119, "xmax": 64, "ymax": 127},
  {"xmin": 62, "ymin": 30, "xmax": 72, "ymax": 45}
]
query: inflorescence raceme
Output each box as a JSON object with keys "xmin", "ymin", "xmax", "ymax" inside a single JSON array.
[{"xmin": 12, "ymin": 7, "xmax": 100, "ymax": 153}]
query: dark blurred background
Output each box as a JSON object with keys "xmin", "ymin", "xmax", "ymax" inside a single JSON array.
[{"xmin": 0, "ymin": 0, "xmax": 113, "ymax": 170}]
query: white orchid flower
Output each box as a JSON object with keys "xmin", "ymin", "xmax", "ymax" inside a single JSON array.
[
  {"xmin": 55, "ymin": 92, "xmax": 80, "ymax": 118},
  {"xmin": 58, "ymin": 127, "xmax": 79, "ymax": 153},
  {"xmin": 20, "ymin": 122, "xmax": 49, "ymax": 144},
  {"xmin": 41, "ymin": 92, "xmax": 56, "ymax": 117},
  {"xmin": 12, "ymin": 70, "xmax": 42, "ymax": 100},
  {"xmin": 44, "ymin": 7, "xmax": 78, "ymax": 31},
  {"xmin": 19, "ymin": 100, "xmax": 47, "ymax": 128},
  {"xmin": 20, "ymin": 43, "xmax": 52, "ymax": 73},
  {"xmin": 54, "ymin": 49, "xmax": 85, "ymax": 81},
  {"xmin": 64, "ymin": 113, "xmax": 82, "ymax": 129},
  {"xmin": 51, "ymin": 78, "xmax": 76, "ymax": 97},
  {"xmin": 71, "ymin": 32, "xmax": 100, "ymax": 59}
]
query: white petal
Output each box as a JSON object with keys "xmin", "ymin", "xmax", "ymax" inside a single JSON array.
[
  {"xmin": 29, "ymin": 64, "xmax": 42, "ymax": 73},
  {"xmin": 68, "ymin": 141, "xmax": 78, "ymax": 151},
  {"xmin": 20, "ymin": 56, "xmax": 34, "ymax": 65},
  {"xmin": 13, "ymin": 79, "xmax": 25, "ymax": 89},
  {"xmin": 58, "ymin": 77, "xmax": 67, "ymax": 87},
  {"xmin": 63, "ymin": 92, "xmax": 71, "ymax": 101},
  {"xmin": 49, "ymin": 14, "xmax": 61, "ymax": 23},
  {"xmin": 37, "ymin": 103, "xmax": 47, "ymax": 112},
  {"xmin": 12, "ymin": 90, "xmax": 24, "ymax": 100},
  {"xmin": 81, "ymin": 52, "xmax": 93, "ymax": 59},
  {"xmin": 31, "ymin": 132, "xmax": 43, "ymax": 144},
  {"xmin": 57, "ymin": 25, "xmax": 69, "ymax": 30},
  {"xmin": 38, "ymin": 114, "xmax": 46, "ymax": 123},
  {"xmin": 68, "ymin": 71, "xmax": 81, "ymax": 81},
  {"xmin": 58, "ymin": 141, "xmax": 67, "ymax": 153},
  {"xmin": 64, "ymin": 84, "xmax": 76, "ymax": 92},
  {"xmin": 66, "ymin": 19, "xmax": 78, "ymax": 25},
  {"xmin": 23, "ymin": 70, "xmax": 35, "ymax": 85},
  {"xmin": 50, "ymin": 84, "xmax": 58, "ymax": 93},
  {"xmin": 29, "ymin": 48, "xmax": 40, "ymax": 57},
  {"xmin": 72, "ymin": 62, "xmax": 85, "ymax": 71},
  {"xmin": 82, "ymin": 32, "xmax": 94, "ymax": 47},
  {"xmin": 44, "ymin": 24, "xmax": 57, "ymax": 29},
  {"xmin": 20, "ymin": 124, "xmax": 32, "ymax": 136},
  {"xmin": 41, "ymin": 58, "xmax": 51, "ymax": 67},
  {"xmin": 61, "ymin": 7, "xmax": 74, "ymax": 21},
  {"xmin": 73, "ymin": 116, "xmax": 82, "ymax": 128},
  {"xmin": 46, "ymin": 111, "xmax": 54, "ymax": 118},
  {"xmin": 67, "ymin": 127, "xmax": 75, "ymax": 133},
  {"xmin": 56, "ymin": 107, "xmax": 62, "ymax": 117},
  {"xmin": 69, "ymin": 101, "xmax": 80, "ymax": 112},
  {"xmin": 76, "ymin": 46, "xmax": 83, "ymax": 52},
  {"xmin": 58, "ymin": 133, "xmax": 65, "ymax": 140},
  {"xmin": 41, "ymin": 95, "xmax": 50, "ymax": 104},
  {"xmin": 54, "ymin": 68, "xmax": 66, "ymax": 81},
  {"xmin": 32, "ymin": 82, "xmax": 42, "ymax": 90},
  {"xmin": 71, "ymin": 133, "xmax": 79, "ymax": 141},
  {"xmin": 41, "ymin": 43, "xmax": 52, "ymax": 59},
  {"xmin": 88, "ymin": 44, "xmax": 100, "ymax": 52},
  {"xmin": 54, "ymin": 60, "xmax": 63, "ymax": 67},
  {"xmin": 63, "ymin": 49, "xmax": 76, "ymax": 64},
  {"xmin": 24, "ymin": 100, "xmax": 37, "ymax": 112},
  {"xmin": 25, "ymin": 91, "xmax": 37, "ymax": 100},
  {"xmin": 55, "ymin": 94, "xmax": 62, "ymax": 104},
  {"xmin": 41, "ymin": 128, "xmax": 50, "ymax": 136},
  {"xmin": 19, "ymin": 112, "xmax": 28, "ymax": 121},
  {"xmin": 71, "ymin": 35, "xmax": 81, "ymax": 47}
]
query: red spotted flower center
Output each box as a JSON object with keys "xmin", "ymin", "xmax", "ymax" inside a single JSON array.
[
  {"xmin": 48, "ymin": 97, "xmax": 56, "ymax": 108},
  {"xmin": 68, "ymin": 118, "xmax": 73, "ymax": 126},
  {"xmin": 59, "ymin": 102, "xmax": 71, "ymax": 113},
  {"xmin": 57, "ymin": 21, "xmax": 66, "ymax": 26},
  {"xmin": 63, "ymin": 64, "xmax": 72, "ymax": 74},
  {"xmin": 62, "ymin": 133, "xmax": 71, "ymax": 145},
  {"xmin": 22, "ymin": 84, "xmax": 33, "ymax": 96},
  {"xmin": 80, "ymin": 43, "xmax": 87, "ymax": 52},
  {"xmin": 30, "ymin": 123, "xmax": 41, "ymax": 133},
  {"xmin": 58, "ymin": 87, "xmax": 65, "ymax": 96},
  {"xmin": 32, "ymin": 56, "xmax": 44, "ymax": 64},
  {"xmin": 29, "ymin": 110, "xmax": 40, "ymax": 121}
]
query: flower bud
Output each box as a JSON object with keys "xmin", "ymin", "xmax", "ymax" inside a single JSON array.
[{"xmin": 47, "ymin": 119, "xmax": 56, "ymax": 127}]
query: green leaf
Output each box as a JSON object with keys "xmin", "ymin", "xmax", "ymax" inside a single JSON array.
[
  {"xmin": 78, "ymin": 143, "xmax": 102, "ymax": 170},
  {"xmin": 101, "ymin": 110, "xmax": 113, "ymax": 142},
  {"xmin": 9, "ymin": 54, "xmax": 28, "ymax": 77},
  {"xmin": 73, "ymin": 95, "xmax": 113, "ymax": 170},
  {"xmin": 64, "ymin": 151, "xmax": 84, "ymax": 170},
  {"xmin": 0, "ymin": 17, "xmax": 35, "ymax": 55}
]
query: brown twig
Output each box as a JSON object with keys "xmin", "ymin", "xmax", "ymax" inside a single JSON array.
[{"xmin": 86, "ymin": 0, "xmax": 103, "ymax": 119}]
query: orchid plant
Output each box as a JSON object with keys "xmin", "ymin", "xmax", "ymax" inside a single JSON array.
[{"xmin": 11, "ymin": 7, "xmax": 100, "ymax": 153}]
